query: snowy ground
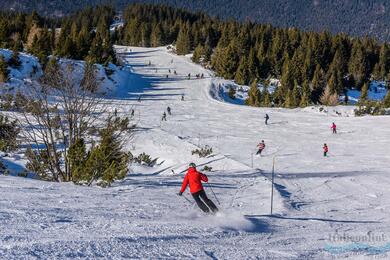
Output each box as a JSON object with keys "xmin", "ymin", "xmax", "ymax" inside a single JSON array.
[
  {"xmin": 1, "ymin": 46, "xmax": 390, "ymax": 259},
  {"xmin": 0, "ymin": 48, "xmax": 127, "ymax": 95}
]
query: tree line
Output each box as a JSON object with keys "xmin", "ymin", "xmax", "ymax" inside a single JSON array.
[
  {"xmin": 0, "ymin": 6, "xmax": 116, "ymax": 68},
  {"xmin": 115, "ymin": 4, "xmax": 390, "ymax": 108},
  {"xmin": 1, "ymin": 3, "xmax": 390, "ymax": 109}
]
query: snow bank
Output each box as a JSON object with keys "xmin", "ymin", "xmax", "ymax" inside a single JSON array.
[
  {"xmin": 0, "ymin": 48, "xmax": 43, "ymax": 88},
  {"xmin": 210, "ymin": 78, "xmax": 277, "ymax": 105},
  {"xmin": 0, "ymin": 48, "xmax": 126, "ymax": 95},
  {"xmin": 346, "ymin": 81, "xmax": 388, "ymax": 103}
]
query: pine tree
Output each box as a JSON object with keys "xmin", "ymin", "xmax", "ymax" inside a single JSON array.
[
  {"xmin": 374, "ymin": 44, "xmax": 390, "ymax": 80},
  {"xmin": 291, "ymin": 80, "xmax": 301, "ymax": 108},
  {"xmin": 151, "ymin": 23, "xmax": 163, "ymax": 47},
  {"xmin": 8, "ymin": 48, "xmax": 21, "ymax": 69},
  {"xmin": 76, "ymin": 25, "xmax": 91, "ymax": 59},
  {"xmin": 300, "ymin": 80, "xmax": 311, "ymax": 107},
  {"xmin": 68, "ymin": 138, "xmax": 88, "ymax": 182},
  {"xmin": 302, "ymin": 49, "xmax": 315, "ymax": 81},
  {"xmin": 0, "ymin": 115, "xmax": 19, "ymax": 152},
  {"xmin": 211, "ymin": 41, "xmax": 239, "ymax": 79},
  {"xmin": 0, "ymin": 20, "xmax": 7, "ymax": 45},
  {"xmin": 83, "ymin": 120, "xmax": 129, "ymax": 187},
  {"xmin": 234, "ymin": 56, "xmax": 250, "ymax": 85},
  {"xmin": 348, "ymin": 41, "xmax": 369, "ymax": 88},
  {"xmin": 140, "ymin": 23, "xmax": 151, "ymax": 47},
  {"xmin": 247, "ymin": 48, "xmax": 259, "ymax": 81},
  {"xmin": 203, "ymin": 44, "xmax": 213, "ymax": 63},
  {"xmin": 245, "ymin": 80, "xmax": 261, "ymax": 106},
  {"xmin": 281, "ymin": 59, "xmax": 294, "ymax": 91},
  {"xmin": 326, "ymin": 71, "xmax": 338, "ymax": 95},
  {"xmin": 360, "ymin": 82, "xmax": 369, "ymax": 102},
  {"xmin": 328, "ymin": 49, "xmax": 346, "ymax": 79},
  {"xmin": 0, "ymin": 55, "xmax": 9, "ymax": 83},
  {"xmin": 284, "ymin": 89, "xmax": 293, "ymax": 108},
  {"xmin": 289, "ymin": 47, "xmax": 304, "ymax": 84},
  {"xmin": 192, "ymin": 44, "xmax": 204, "ymax": 63},
  {"xmin": 262, "ymin": 85, "xmax": 272, "ymax": 107},
  {"xmin": 176, "ymin": 24, "xmax": 191, "ymax": 55},
  {"xmin": 311, "ymin": 64, "xmax": 325, "ymax": 103}
]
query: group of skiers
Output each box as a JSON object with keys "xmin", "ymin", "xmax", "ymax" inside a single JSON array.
[
  {"xmin": 258, "ymin": 114, "xmax": 337, "ymax": 157},
  {"xmin": 162, "ymin": 104, "xmax": 178, "ymax": 121},
  {"xmin": 177, "ymin": 114, "xmax": 338, "ymax": 214},
  {"xmin": 161, "ymin": 94, "xmax": 186, "ymax": 121},
  {"xmin": 161, "ymin": 106, "xmax": 171, "ymax": 121}
]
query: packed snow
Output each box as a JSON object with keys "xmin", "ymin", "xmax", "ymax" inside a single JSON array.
[{"xmin": 1, "ymin": 46, "xmax": 390, "ymax": 259}]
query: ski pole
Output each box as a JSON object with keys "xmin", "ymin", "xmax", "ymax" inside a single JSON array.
[
  {"xmin": 179, "ymin": 193, "xmax": 193, "ymax": 204},
  {"xmin": 206, "ymin": 182, "xmax": 220, "ymax": 205}
]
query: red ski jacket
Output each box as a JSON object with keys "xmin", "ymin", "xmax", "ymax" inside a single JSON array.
[
  {"xmin": 323, "ymin": 146, "xmax": 328, "ymax": 152},
  {"xmin": 180, "ymin": 167, "xmax": 208, "ymax": 194},
  {"xmin": 257, "ymin": 143, "xmax": 265, "ymax": 150}
]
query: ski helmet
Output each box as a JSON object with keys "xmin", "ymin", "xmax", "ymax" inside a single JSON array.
[{"xmin": 189, "ymin": 162, "xmax": 196, "ymax": 168}]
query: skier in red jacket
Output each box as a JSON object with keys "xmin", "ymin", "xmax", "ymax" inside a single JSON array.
[
  {"xmin": 323, "ymin": 143, "xmax": 329, "ymax": 157},
  {"xmin": 331, "ymin": 122, "xmax": 337, "ymax": 134},
  {"xmin": 178, "ymin": 163, "xmax": 218, "ymax": 213},
  {"xmin": 256, "ymin": 140, "xmax": 266, "ymax": 156}
]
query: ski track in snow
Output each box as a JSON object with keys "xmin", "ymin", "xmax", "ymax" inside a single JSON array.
[{"xmin": 1, "ymin": 45, "xmax": 390, "ymax": 259}]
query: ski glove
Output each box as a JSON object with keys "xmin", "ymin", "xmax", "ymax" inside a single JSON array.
[{"xmin": 178, "ymin": 192, "xmax": 183, "ymax": 196}]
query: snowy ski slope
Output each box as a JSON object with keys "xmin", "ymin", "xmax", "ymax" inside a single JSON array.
[{"xmin": 1, "ymin": 46, "xmax": 390, "ymax": 259}]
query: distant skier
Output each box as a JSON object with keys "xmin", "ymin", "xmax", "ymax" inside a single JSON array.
[
  {"xmin": 181, "ymin": 94, "xmax": 185, "ymax": 101},
  {"xmin": 331, "ymin": 122, "xmax": 337, "ymax": 134},
  {"xmin": 138, "ymin": 95, "xmax": 142, "ymax": 102},
  {"xmin": 265, "ymin": 114, "xmax": 269, "ymax": 125},
  {"xmin": 256, "ymin": 140, "xmax": 266, "ymax": 156},
  {"xmin": 131, "ymin": 109, "xmax": 135, "ymax": 117},
  {"xmin": 323, "ymin": 143, "xmax": 328, "ymax": 157},
  {"xmin": 167, "ymin": 106, "xmax": 171, "ymax": 115},
  {"xmin": 188, "ymin": 73, "xmax": 191, "ymax": 79},
  {"xmin": 162, "ymin": 112, "xmax": 167, "ymax": 121},
  {"xmin": 178, "ymin": 163, "xmax": 218, "ymax": 214}
]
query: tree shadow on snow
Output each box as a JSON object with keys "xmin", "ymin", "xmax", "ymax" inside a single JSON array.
[
  {"xmin": 119, "ymin": 178, "xmax": 236, "ymax": 190},
  {"xmin": 110, "ymin": 71, "xmax": 189, "ymax": 101},
  {"xmin": 261, "ymin": 170, "xmax": 381, "ymax": 180},
  {"xmin": 243, "ymin": 216, "xmax": 272, "ymax": 233},
  {"xmin": 245, "ymin": 214, "xmax": 380, "ymax": 224}
]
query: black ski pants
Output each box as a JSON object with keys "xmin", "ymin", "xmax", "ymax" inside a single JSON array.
[{"xmin": 192, "ymin": 190, "xmax": 218, "ymax": 213}]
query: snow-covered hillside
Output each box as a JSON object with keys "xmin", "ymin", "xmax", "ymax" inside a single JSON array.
[
  {"xmin": 213, "ymin": 76, "xmax": 388, "ymax": 106},
  {"xmin": 1, "ymin": 46, "xmax": 390, "ymax": 259},
  {"xmin": 0, "ymin": 49, "xmax": 127, "ymax": 95}
]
